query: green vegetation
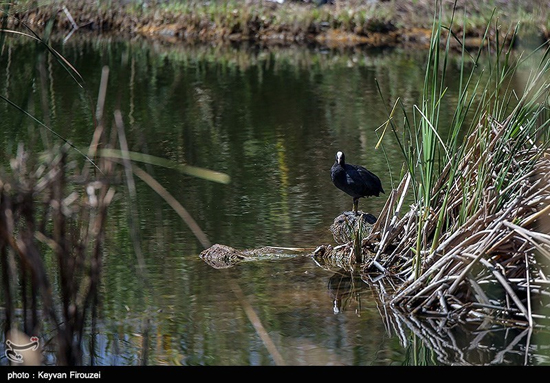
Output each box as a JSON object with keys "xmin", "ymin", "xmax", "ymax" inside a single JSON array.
[
  {"xmin": 4, "ymin": 0, "xmax": 550, "ymax": 46},
  {"xmin": 366, "ymin": 2, "xmax": 550, "ymax": 327}
]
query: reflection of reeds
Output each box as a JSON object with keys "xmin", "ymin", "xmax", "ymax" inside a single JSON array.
[
  {"xmin": 365, "ymin": 273, "xmax": 550, "ymax": 365},
  {"xmin": 366, "ymin": 2, "xmax": 550, "ymax": 327}
]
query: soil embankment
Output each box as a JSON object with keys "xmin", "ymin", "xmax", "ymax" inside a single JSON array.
[{"xmin": 4, "ymin": 0, "xmax": 550, "ymax": 48}]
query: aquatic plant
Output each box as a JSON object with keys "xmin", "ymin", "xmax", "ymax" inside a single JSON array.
[{"xmin": 369, "ymin": 1, "xmax": 550, "ymax": 327}]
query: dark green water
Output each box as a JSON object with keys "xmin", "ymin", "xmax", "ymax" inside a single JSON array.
[{"xmin": 1, "ymin": 36, "xmax": 549, "ymax": 365}]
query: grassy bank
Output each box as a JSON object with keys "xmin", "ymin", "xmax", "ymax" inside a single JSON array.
[{"xmin": 3, "ymin": 0, "xmax": 550, "ymax": 47}]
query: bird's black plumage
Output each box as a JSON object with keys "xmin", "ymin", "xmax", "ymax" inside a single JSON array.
[{"xmin": 331, "ymin": 151, "xmax": 384, "ymax": 214}]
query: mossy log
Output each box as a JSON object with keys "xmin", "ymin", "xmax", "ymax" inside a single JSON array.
[
  {"xmin": 199, "ymin": 244, "xmax": 312, "ymax": 269},
  {"xmin": 200, "ymin": 210, "xmax": 377, "ymax": 269}
]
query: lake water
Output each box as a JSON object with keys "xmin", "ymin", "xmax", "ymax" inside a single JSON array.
[{"xmin": 1, "ymin": 35, "xmax": 549, "ymax": 365}]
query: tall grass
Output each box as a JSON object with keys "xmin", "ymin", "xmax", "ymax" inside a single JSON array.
[
  {"xmin": 369, "ymin": 1, "xmax": 550, "ymax": 327},
  {"xmin": 383, "ymin": 4, "xmax": 548, "ymax": 258}
]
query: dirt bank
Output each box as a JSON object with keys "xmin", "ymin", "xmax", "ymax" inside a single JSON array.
[{"xmin": 3, "ymin": 0, "xmax": 550, "ymax": 48}]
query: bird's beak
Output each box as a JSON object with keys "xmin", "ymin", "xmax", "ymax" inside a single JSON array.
[{"xmin": 336, "ymin": 152, "xmax": 342, "ymax": 164}]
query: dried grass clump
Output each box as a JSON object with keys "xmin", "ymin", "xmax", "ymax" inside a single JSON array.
[
  {"xmin": 363, "ymin": 119, "xmax": 550, "ymax": 327},
  {"xmin": 0, "ymin": 144, "xmax": 115, "ymax": 365}
]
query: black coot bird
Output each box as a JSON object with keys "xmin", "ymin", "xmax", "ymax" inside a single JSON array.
[{"xmin": 331, "ymin": 151, "xmax": 384, "ymax": 215}]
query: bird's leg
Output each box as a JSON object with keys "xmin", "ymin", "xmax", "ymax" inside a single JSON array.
[{"xmin": 353, "ymin": 198, "xmax": 359, "ymax": 215}]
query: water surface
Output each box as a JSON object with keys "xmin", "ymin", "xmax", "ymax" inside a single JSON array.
[{"xmin": 0, "ymin": 36, "xmax": 548, "ymax": 365}]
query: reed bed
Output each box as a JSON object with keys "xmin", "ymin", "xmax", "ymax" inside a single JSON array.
[
  {"xmin": 364, "ymin": 121, "xmax": 550, "ymax": 327},
  {"xmin": 362, "ymin": 3, "xmax": 550, "ymax": 328}
]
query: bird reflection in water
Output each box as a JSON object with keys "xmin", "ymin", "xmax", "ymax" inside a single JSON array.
[{"xmin": 327, "ymin": 268, "xmax": 365, "ymax": 315}]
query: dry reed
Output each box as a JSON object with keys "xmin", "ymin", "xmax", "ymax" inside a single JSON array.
[
  {"xmin": 362, "ymin": 118, "xmax": 550, "ymax": 328},
  {"xmin": 0, "ymin": 141, "xmax": 116, "ymax": 365}
]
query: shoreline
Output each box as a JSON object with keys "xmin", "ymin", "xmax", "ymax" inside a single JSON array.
[{"xmin": 3, "ymin": 1, "xmax": 550, "ymax": 48}]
